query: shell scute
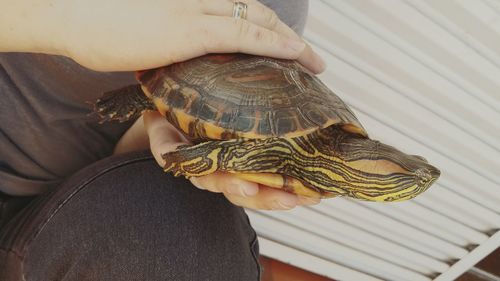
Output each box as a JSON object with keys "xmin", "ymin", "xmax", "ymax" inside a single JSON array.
[
  {"xmin": 256, "ymin": 112, "xmax": 273, "ymax": 137},
  {"xmin": 273, "ymin": 109, "xmax": 299, "ymax": 136},
  {"xmin": 197, "ymin": 103, "xmax": 219, "ymax": 122},
  {"xmin": 167, "ymin": 89, "xmax": 189, "ymax": 109},
  {"xmin": 234, "ymin": 108, "xmax": 257, "ymax": 133}
]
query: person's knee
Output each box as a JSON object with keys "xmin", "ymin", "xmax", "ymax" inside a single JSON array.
[{"xmin": 21, "ymin": 156, "xmax": 259, "ymax": 280}]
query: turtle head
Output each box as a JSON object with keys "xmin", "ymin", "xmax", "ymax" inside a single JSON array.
[
  {"xmin": 373, "ymin": 149, "xmax": 441, "ymax": 202},
  {"xmin": 333, "ymin": 131, "xmax": 441, "ymax": 202}
]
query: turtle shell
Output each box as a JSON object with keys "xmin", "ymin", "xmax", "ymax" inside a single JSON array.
[{"xmin": 137, "ymin": 54, "xmax": 366, "ymax": 140}]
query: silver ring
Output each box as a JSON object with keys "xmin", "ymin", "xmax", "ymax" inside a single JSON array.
[{"xmin": 232, "ymin": 2, "xmax": 248, "ymax": 20}]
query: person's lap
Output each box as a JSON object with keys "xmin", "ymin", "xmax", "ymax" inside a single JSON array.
[{"xmin": 0, "ymin": 151, "xmax": 260, "ymax": 281}]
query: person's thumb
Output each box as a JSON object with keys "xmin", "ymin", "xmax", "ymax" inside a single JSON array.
[{"xmin": 143, "ymin": 110, "xmax": 189, "ymax": 167}]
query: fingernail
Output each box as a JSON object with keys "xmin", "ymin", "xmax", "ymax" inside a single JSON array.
[
  {"xmin": 242, "ymin": 183, "xmax": 259, "ymax": 196},
  {"xmin": 287, "ymin": 39, "xmax": 306, "ymax": 53},
  {"xmin": 274, "ymin": 197, "xmax": 296, "ymax": 210},
  {"xmin": 312, "ymin": 52, "xmax": 326, "ymax": 73},
  {"xmin": 228, "ymin": 180, "xmax": 258, "ymax": 197},
  {"xmin": 298, "ymin": 196, "xmax": 321, "ymax": 206}
]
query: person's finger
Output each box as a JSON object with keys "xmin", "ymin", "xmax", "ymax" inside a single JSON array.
[
  {"xmin": 297, "ymin": 196, "xmax": 321, "ymax": 206},
  {"xmin": 143, "ymin": 111, "xmax": 189, "ymax": 167},
  {"xmin": 200, "ymin": 1, "xmax": 326, "ymax": 73},
  {"xmin": 202, "ymin": 0, "xmax": 284, "ymax": 33},
  {"xmin": 190, "ymin": 172, "xmax": 259, "ymax": 196},
  {"xmin": 224, "ymin": 185, "xmax": 299, "ymax": 210},
  {"xmin": 192, "ymin": 16, "xmax": 304, "ymax": 59},
  {"xmin": 296, "ymin": 43, "xmax": 326, "ymax": 74},
  {"xmin": 200, "ymin": 0, "xmax": 299, "ymax": 40}
]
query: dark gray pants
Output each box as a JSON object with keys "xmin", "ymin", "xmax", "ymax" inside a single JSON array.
[{"xmin": 0, "ymin": 151, "xmax": 260, "ymax": 281}]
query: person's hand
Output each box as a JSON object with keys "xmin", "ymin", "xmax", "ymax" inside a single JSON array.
[
  {"xmin": 143, "ymin": 111, "xmax": 322, "ymax": 210},
  {"xmin": 55, "ymin": 0, "xmax": 325, "ymax": 73},
  {"xmin": 114, "ymin": 111, "xmax": 321, "ymax": 210}
]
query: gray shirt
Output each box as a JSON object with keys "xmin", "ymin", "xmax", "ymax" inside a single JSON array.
[{"xmin": 0, "ymin": 0, "xmax": 308, "ymax": 196}]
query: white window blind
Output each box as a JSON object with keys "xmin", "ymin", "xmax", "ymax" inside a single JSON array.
[{"xmin": 247, "ymin": 1, "xmax": 500, "ymax": 280}]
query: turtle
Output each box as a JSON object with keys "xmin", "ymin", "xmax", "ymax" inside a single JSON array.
[{"xmin": 94, "ymin": 53, "xmax": 440, "ymax": 201}]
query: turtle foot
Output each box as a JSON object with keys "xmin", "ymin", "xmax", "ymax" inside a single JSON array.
[{"xmin": 94, "ymin": 84, "xmax": 155, "ymax": 123}]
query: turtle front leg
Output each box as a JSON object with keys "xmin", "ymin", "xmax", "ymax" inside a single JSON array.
[
  {"xmin": 162, "ymin": 138, "xmax": 288, "ymax": 177},
  {"xmin": 161, "ymin": 138, "xmax": 334, "ymax": 198},
  {"xmin": 162, "ymin": 141, "xmax": 226, "ymax": 178},
  {"xmin": 94, "ymin": 84, "xmax": 156, "ymax": 123}
]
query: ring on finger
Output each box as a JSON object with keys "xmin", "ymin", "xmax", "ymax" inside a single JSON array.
[{"xmin": 232, "ymin": 2, "xmax": 248, "ymax": 19}]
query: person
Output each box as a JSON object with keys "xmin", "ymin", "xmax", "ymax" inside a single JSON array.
[{"xmin": 0, "ymin": 0, "xmax": 326, "ymax": 280}]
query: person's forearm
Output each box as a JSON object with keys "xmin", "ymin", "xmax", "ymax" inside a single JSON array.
[
  {"xmin": 0, "ymin": 0, "xmax": 67, "ymax": 55},
  {"xmin": 0, "ymin": 0, "xmax": 325, "ymax": 73}
]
